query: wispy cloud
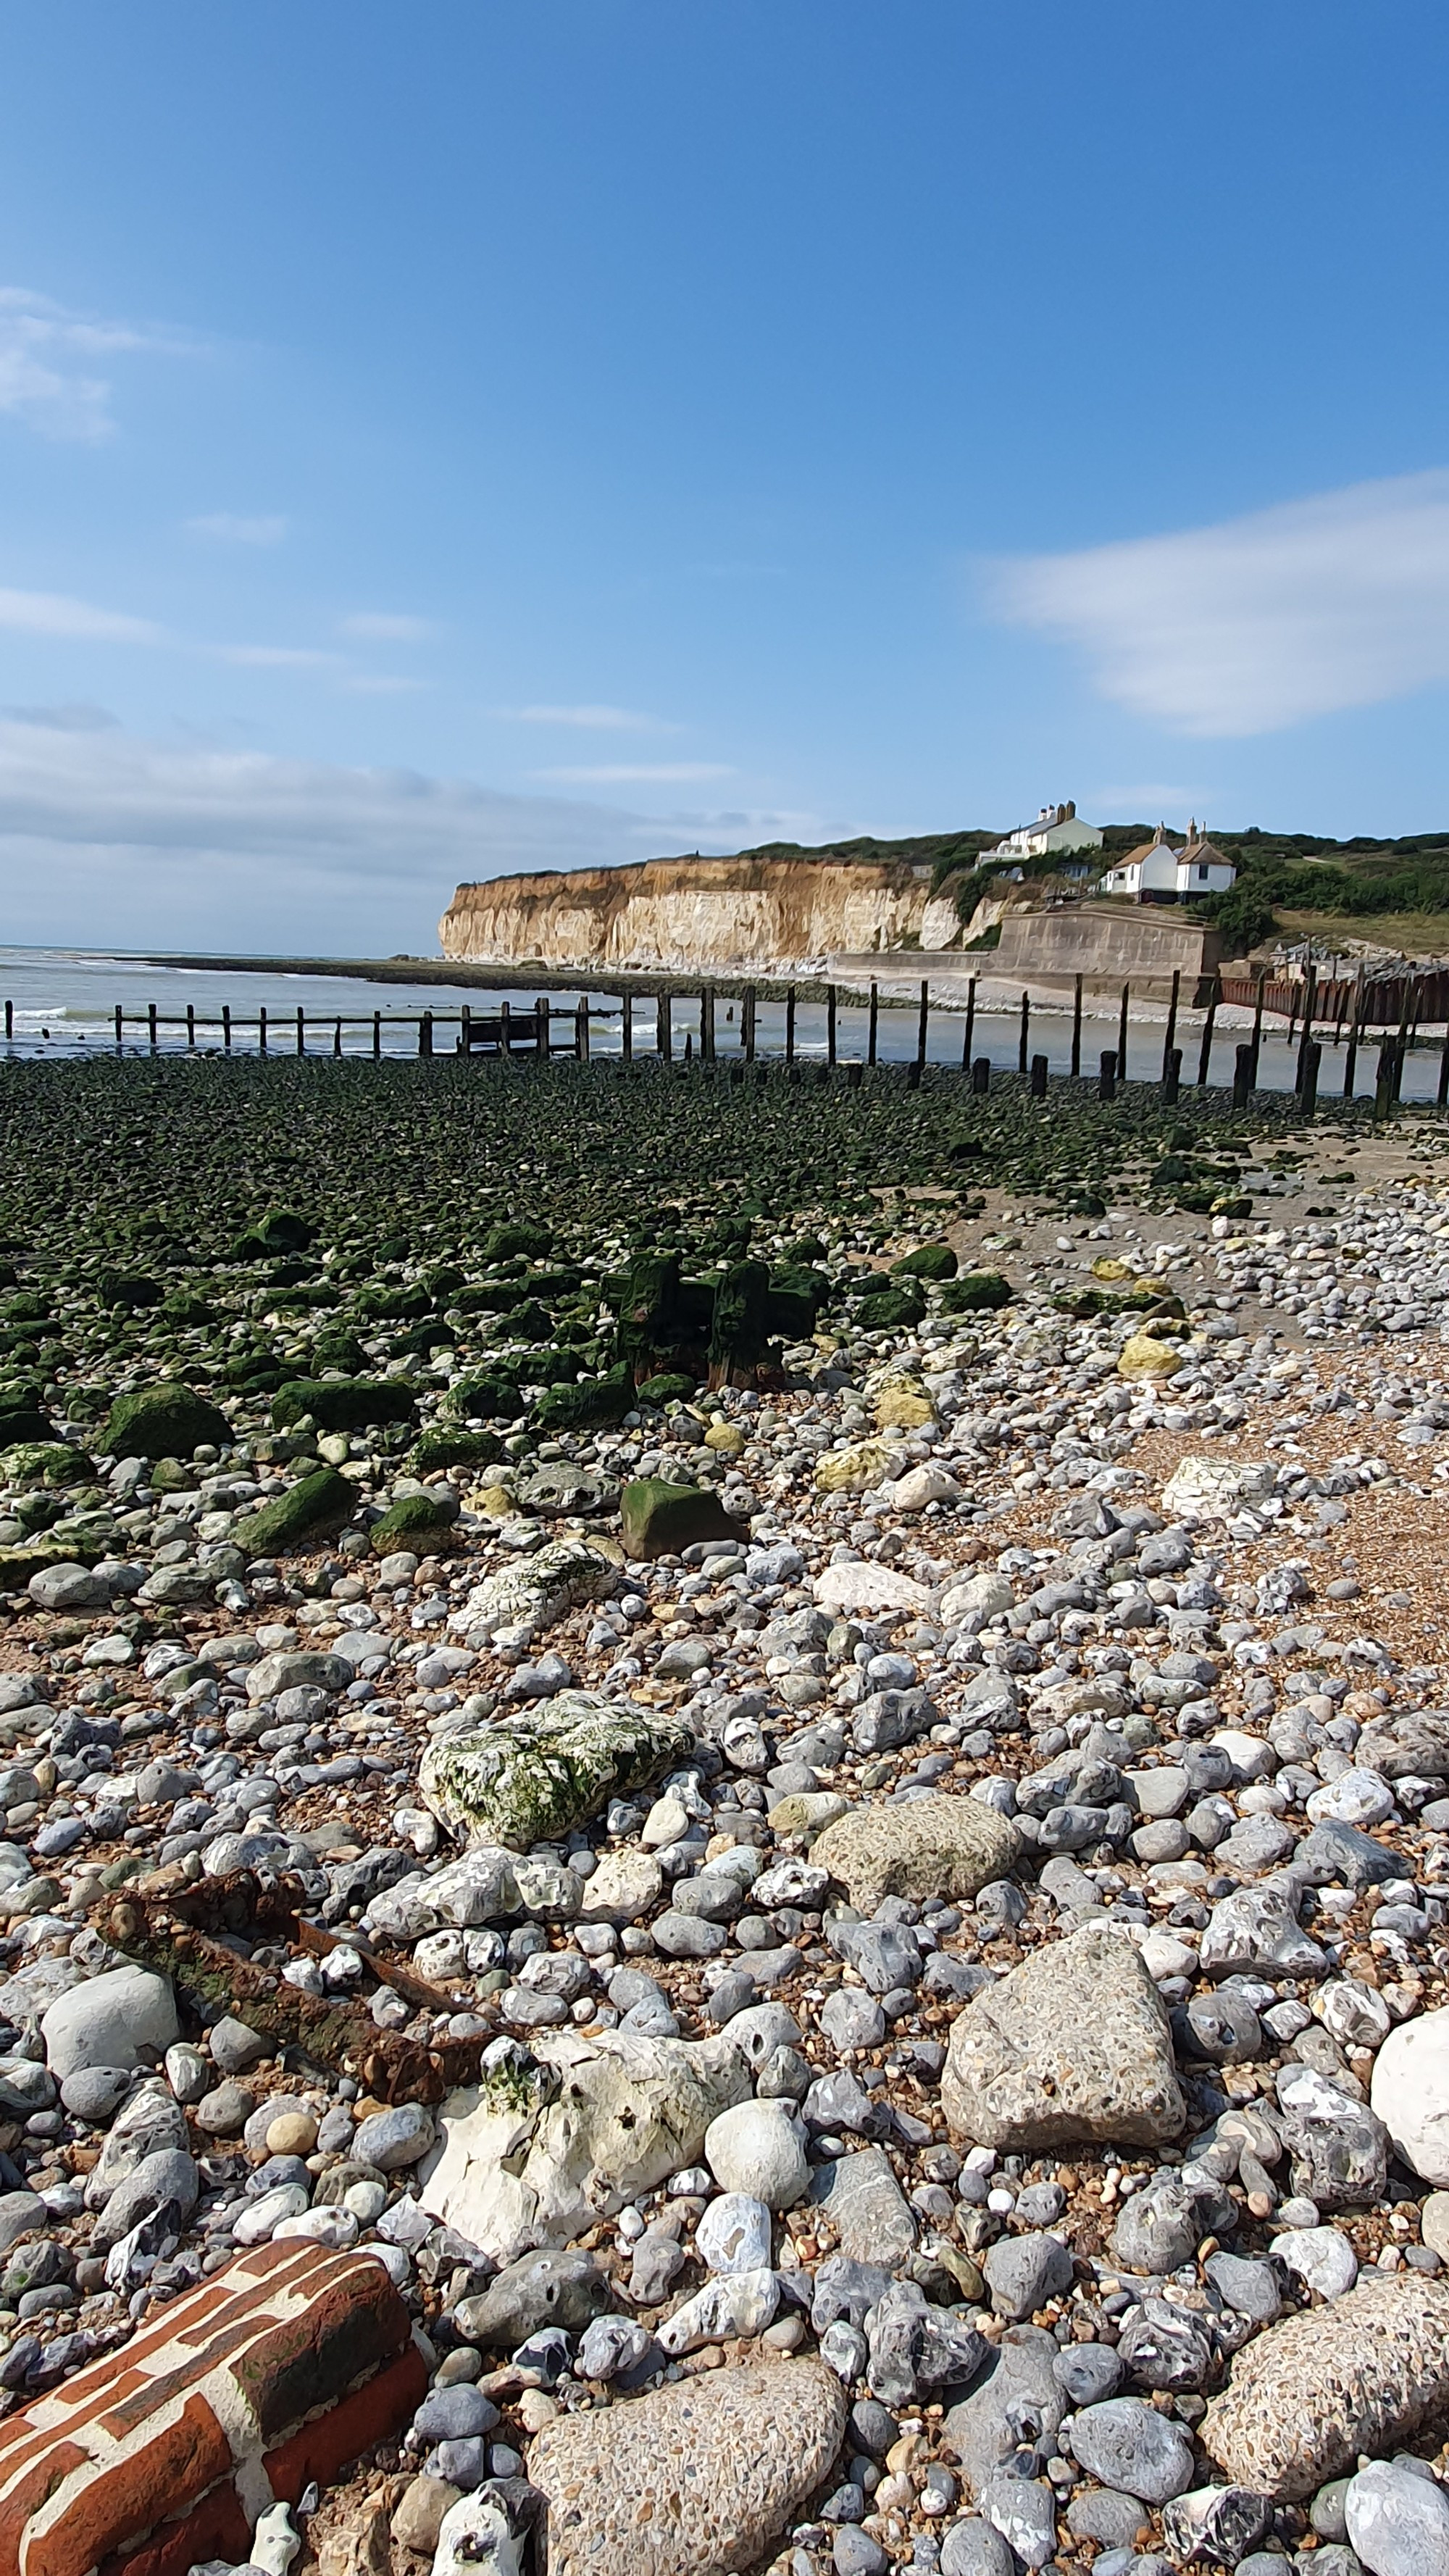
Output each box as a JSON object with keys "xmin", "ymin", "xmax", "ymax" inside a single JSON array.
[
  {"xmin": 0, "ymin": 287, "xmax": 193, "ymax": 443},
  {"xmin": 338, "ymin": 612, "xmax": 432, "ymax": 641},
  {"xmin": 186, "ymin": 512, "xmax": 288, "ymax": 546},
  {"xmin": 990, "ymin": 468, "xmax": 1449, "ymax": 736},
  {"xmin": 212, "ymin": 643, "xmax": 336, "ymax": 670},
  {"xmin": 0, "ymin": 585, "xmax": 162, "ymax": 643},
  {"xmin": 530, "ymin": 762, "xmax": 734, "ymax": 784},
  {"xmin": 497, "ymin": 703, "xmax": 678, "ymax": 732}
]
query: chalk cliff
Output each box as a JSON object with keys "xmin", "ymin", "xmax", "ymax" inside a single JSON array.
[{"xmin": 439, "ymin": 856, "xmax": 961, "ymax": 972}]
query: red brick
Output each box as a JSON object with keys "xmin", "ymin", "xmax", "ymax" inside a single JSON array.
[
  {"xmin": 230, "ymin": 2266, "xmax": 410, "ymax": 2443},
  {"xmin": 263, "ymin": 2339, "xmax": 427, "ymax": 2505},
  {"xmin": 0, "ymin": 2438, "xmax": 88, "ymax": 2575},
  {"xmin": 96, "ymin": 2479, "xmax": 251, "ymax": 2576},
  {"xmin": 24, "ymin": 2394, "xmax": 232, "ymax": 2576}
]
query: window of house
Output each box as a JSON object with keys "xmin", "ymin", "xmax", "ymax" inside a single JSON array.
[{"xmin": 1198, "ymin": 864, "xmax": 1208, "ymax": 880}]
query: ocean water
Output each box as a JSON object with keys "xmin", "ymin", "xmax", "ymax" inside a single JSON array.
[{"xmin": 0, "ymin": 944, "xmax": 1421, "ymax": 1096}]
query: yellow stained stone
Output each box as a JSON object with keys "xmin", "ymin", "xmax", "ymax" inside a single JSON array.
[
  {"xmin": 703, "ymin": 1420, "xmax": 746, "ymax": 1456},
  {"xmin": 874, "ymin": 1379, "xmax": 935, "ymax": 1430},
  {"xmin": 815, "ymin": 1436, "xmax": 894, "ymax": 1493},
  {"xmin": 1118, "ymin": 1333, "xmax": 1184, "ymax": 1380},
  {"xmin": 469, "ymin": 1480, "xmax": 518, "ymax": 1517},
  {"xmin": 1090, "ymin": 1256, "xmax": 1135, "ymax": 1283}
]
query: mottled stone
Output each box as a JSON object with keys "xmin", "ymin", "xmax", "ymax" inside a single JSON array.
[
  {"xmin": 811, "ymin": 1795, "xmax": 1022, "ymax": 1914},
  {"xmin": 419, "ymin": 1691, "xmax": 693, "ymax": 1849},
  {"xmin": 527, "ymin": 2358, "xmax": 847, "ymax": 2576},
  {"xmin": 941, "ymin": 1924, "xmax": 1185, "ymax": 2153},
  {"xmin": 1201, "ymin": 2272, "xmax": 1449, "ymax": 2500}
]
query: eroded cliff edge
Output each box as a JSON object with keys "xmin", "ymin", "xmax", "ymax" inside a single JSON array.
[{"xmin": 439, "ymin": 855, "xmax": 962, "ymax": 970}]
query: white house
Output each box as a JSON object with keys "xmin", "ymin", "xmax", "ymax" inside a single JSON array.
[
  {"xmin": 1101, "ymin": 821, "xmax": 1237, "ymax": 904},
  {"xmin": 983, "ymin": 800, "xmax": 1104, "ymax": 864}
]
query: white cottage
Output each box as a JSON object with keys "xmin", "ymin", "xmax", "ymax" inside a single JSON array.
[
  {"xmin": 984, "ymin": 800, "xmax": 1105, "ymax": 863},
  {"xmin": 1102, "ymin": 821, "xmax": 1237, "ymax": 904}
]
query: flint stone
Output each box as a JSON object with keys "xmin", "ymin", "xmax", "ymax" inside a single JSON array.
[
  {"xmin": 456, "ymin": 2248, "xmax": 606, "ymax": 2348},
  {"xmin": 1276, "ymin": 2062, "xmax": 1389, "ymax": 2209},
  {"xmin": 419, "ymin": 2025, "xmax": 751, "ymax": 2265},
  {"xmin": 982, "ymin": 2231, "xmax": 1073, "ymax": 2321},
  {"xmin": 246, "ymin": 1648, "xmax": 352, "ymax": 1701},
  {"xmin": 811, "ymin": 1795, "xmax": 1022, "ymax": 1914},
  {"xmin": 40, "ymin": 1966, "xmax": 178, "ymax": 2081},
  {"xmin": 808, "ymin": 2147, "xmax": 916, "ymax": 2266},
  {"xmin": 1198, "ymin": 1881, "xmax": 1328, "ymax": 1982},
  {"xmin": 527, "ymin": 2358, "xmax": 848, "ymax": 2576},
  {"xmin": 941, "ymin": 1924, "xmax": 1185, "ymax": 2153},
  {"xmin": 419, "ymin": 1690, "xmax": 693, "ymax": 1849},
  {"xmin": 1200, "ymin": 2272, "xmax": 1449, "ymax": 2499},
  {"xmin": 865, "ymin": 2280, "xmax": 988, "ymax": 2409},
  {"xmin": 1065, "ymin": 2396, "xmax": 1196, "ymax": 2504},
  {"xmin": 1345, "ymin": 2457, "xmax": 1449, "ymax": 2576},
  {"xmin": 1357, "ymin": 1709, "xmax": 1449, "ymax": 1780}
]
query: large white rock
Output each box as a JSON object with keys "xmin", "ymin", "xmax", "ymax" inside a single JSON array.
[
  {"xmin": 939, "ymin": 1570, "xmax": 1014, "ymax": 1633},
  {"xmin": 419, "ymin": 2025, "xmax": 751, "ymax": 2265},
  {"xmin": 703, "ymin": 2098, "xmax": 810, "ymax": 2209},
  {"xmin": 812, "ymin": 1562, "xmax": 934, "ymax": 1620},
  {"xmin": 880, "ymin": 1462, "xmax": 961, "ymax": 1514},
  {"xmin": 1161, "ymin": 1456, "xmax": 1275, "ymax": 1520},
  {"xmin": 41, "ymin": 1967, "xmax": 178, "ymax": 2080},
  {"xmin": 1371, "ymin": 2007, "xmax": 1449, "ymax": 2185}
]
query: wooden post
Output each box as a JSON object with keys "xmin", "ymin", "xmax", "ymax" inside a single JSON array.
[
  {"xmin": 148, "ymin": 1001, "xmax": 158, "ymax": 1051},
  {"xmin": 577, "ymin": 996, "xmax": 590, "ymax": 1060},
  {"xmin": 222, "ymin": 1004, "xmax": 231, "ymax": 1052},
  {"xmin": 419, "ymin": 1009, "xmax": 433, "ymax": 1057},
  {"xmin": 1030, "ymin": 1052, "xmax": 1048, "ymax": 1099},
  {"xmin": 785, "ymin": 986, "xmax": 796, "ymax": 1062},
  {"xmin": 743, "ymin": 986, "xmax": 756, "ymax": 1061},
  {"xmin": 657, "ymin": 989, "xmax": 672, "ymax": 1062},
  {"xmin": 1393, "ymin": 978, "xmax": 1413, "ymax": 1101},
  {"xmin": 1295, "ymin": 962, "xmax": 1318, "ymax": 1095},
  {"xmin": 1161, "ymin": 968, "xmax": 1179, "ymax": 1084},
  {"xmin": 972, "ymin": 1056, "xmax": 990, "ymax": 1093},
  {"xmin": 2, "ymin": 1001, "xmax": 10, "ymax": 1042},
  {"xmin": 1017, "ymin": 989, "xmax": 1030, "ymax": 1076},
  {"xmin": 1070, "ymin": 973, "xmax": 1082, "ymax": 1078},
  {"xmin": 186, "ymin": 1003, "xmax": 196, "ymax": 1049},
  {"xmin": 916, "ymin": 979, "xmax": 930, "ymax": 1070},
  {"xmin": 1249, "ymin": 967, "xmax": 1266, "ymax": 1084},
  {"xmin": 1163, "ymin": 1045, "xmax": 1182, "ymax": 1103},
  {"xmin": 1099, "ymin": 1049, "xmax": 1116, "ymax": 1101},
  {"xmin": 867, "ymin": 980, "xmax": 878, "ymax": 1067},
  {"xmin": 1197, "ymin": 975, "xmax": 1219, "ymax": 1087},
  {"xmin": 333, "ymin": 1017, "xmax": 343, "ymax": 1057},
  {"xmin": 1300, "ymin": 1038, "xmax": 1321, "ymax": 1115},
  {"xmin": 1332, "ymin": 980, "xmax": 1348, "ymax": 1046},
  {"xmin": 372, "ymin": 1009, "xmax": 381, "ymax": 1060},
  {"xmin": 826, "ymin": 984, "xmax": 837, "ymax": 1065},
  {"xmin": 701, "ymin": 987, "xmax": 715, "ymax": 1062},
  {"xmin": 1285, "ymin": 983, "xmax": 1300, "ymax": 1053},
  {"xmin": 114, "ymin": 1004, "xmax": 124, "ymax": 1050},
  {"xmin": 296, "ymin": 1006, "xmax": 305, "ymax": 1056},
  {"xmin": 462, "ymin": 1003, "xmax": 472, "ymax": 1052},
  {"xmin": 259, "ymin": 1005, "xmax": 268, "ymax": 1055},
  {"xmin": 501, "ymin": 999, "xmax": 511, "ymax": 1055},
  {"xmin": 537, "ymin": 996, "xmax": 550, "ymax": 1059},
  {"xmin": 962, "ymin": 975, "xmax": 977, "ymax": 1072},
  {"xmin": 622, "ymin": 991, "xmax": 633, "ymax": 1060},
  {"xmin": 1116, "ymin": 982, "xmax": 1129, "ymax": 1085},
  {"xmin": 1375, "ymin": 1041, "xmax": 1397, "ymax": 1117},
  {"xmin": 1233, "ymin": 1043, "xmax": 1253, "ymax": 1108}
]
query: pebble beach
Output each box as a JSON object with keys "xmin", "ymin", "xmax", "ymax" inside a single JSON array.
[{"xmin": 4, "ymin": 1051, "xmax": 1449, "ymax": 2576}]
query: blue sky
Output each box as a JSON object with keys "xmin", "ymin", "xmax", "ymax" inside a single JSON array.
[{"xmin": 1, "ymin": 1, "xmax": 1448, "ymax": 946}]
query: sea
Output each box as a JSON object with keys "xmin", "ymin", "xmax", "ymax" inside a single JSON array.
[{"xmin": 0, "ymin": 945, "xmax": 1423, "ymax": 1098}]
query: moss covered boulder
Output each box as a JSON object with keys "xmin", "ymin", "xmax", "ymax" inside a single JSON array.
[
  {"xmin": 230, "ymin": 1207, "xmax": 313, "ymax": 1259},
  {"xmin": 233, "ymin": 1464, "xmax": 356, "ymax": 1555},
  {"xmin": 0, "ymin": 1443, "xmax": 91, "ymax": 1488},
  {"xmin": 409, "ymin": 1427, "xmax": 501, "ymax": 1475},
  {"xmin": 534, "ymin": 1367, "xmax": 633, "ymax": 1432},
  {"xmin": 419, "ymin": 1691, "xmax": 694, "ymax": 1848},
  {"xmin": 940, "ymin": 1271, "xmax": 1014, "ymax": 1314},
  {"xmin": 635, "ymin": 1372, "xmax": 697, "ymax": 1408},
  {"xmin": 484, "ymin": 1221, "xmax": 551, "ymax": 1262},
  {"xmin": 369, "ymin": 1491, "xmax": 459, "ymax": 1555},
  {"xmin": 272, "ymin": 1377, "xmax": 418, "ymax": 1433},
  {"xmin": 98, "ymin": 1383, "xmax": 231, "ymax": 1461},
  {"xmin": 621, "ymin": 1479, "xmax": 749, "ymax": 1562},
  {"xmin": 892, "ymin": 1243, "xmax": 959, "ymax": 1280},
  {"xmin": 853, "ymin": 1283, "xmax": 926, "ymax": 1330}
]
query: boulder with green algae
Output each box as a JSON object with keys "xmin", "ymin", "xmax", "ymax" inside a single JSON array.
[
  {"xmin": 230, "ymin": 1207, "xmax": 313, "ymax": 1259},
  {"xmin": 98, "ymin": 1384, "xmax": 231, "ymax": 1462},
  {"xmin": 940, "ymin": 1270, "xmax": 1014, "ymax": 1313},
  {"xmin": 534, "ymin": 1367, "xmax": 633, "ymax": 1432},
  {"xmin": 369, "ymin": 1491, "xmax": 459, "ymax": 1555},
  {"xmin": 0, "ymin": 1443, "xmax": 91, "ymax": 1488},
  {"xmin": 622, "ymin": 1479, "xmax": 749, "ymax": 1562},
  {"xmin": 271, "ymin": 1376, "xmax": 418, "ymax": 1434},
  {"xmin": 233, "ymin": 1464, "xmax": 356, "ymax": 1556},
  {"xmin": 892, "ymin": 1243, "xmax": 959, "ymax": 1280},
  {"xmin": 853, "ymin": 1284, "xmax": 927, "ymax": 1330},
  {"xmin": 408, "ymin": 1427, "xmax": 501, "ymax": 1475},
  {"xmin": 419, "ymin": 1691, "xmax": 695, "ymax": 1849},
  {"xmin": 442, "ymin": 1373, "xmax": 525, "ymax": 1422},
  {"xmin": 635, "ymin": 1372, "xmax": 697, "ymax": 1407}
]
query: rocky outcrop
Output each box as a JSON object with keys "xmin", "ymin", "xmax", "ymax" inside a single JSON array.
[{"xmin": 440, "ymin": 856, "xmax": 961, "ymax": 971}]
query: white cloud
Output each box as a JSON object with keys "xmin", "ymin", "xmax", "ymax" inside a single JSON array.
[
  {"xmin": 0, "ymin": 586, "xmax": 161, "ymax": 643},
  {"xmin": 531, "ymin": 762, "xmax": 733, "ymax": 783},
  {"xmin": 990, "ymin": 468, "xmax": 1449, "ymax": 736},
  {"xmin": 498, "ymin": 703, "xmax": 677, "ymax": 731},
  {"xmin": 186, "ymin": 513, "xmax": 288, "ymax": 546},
  {"xmin": 338, "ymin": 612, "xmax": 432, "ymax": 641},
  {"xmin": 212, "ymin": 643, "xmax": 337, "ymax": 670},
  {"xmin": 340, "ymin": 674, "xmax": 426, "ymax": 696},
  {"xmin": 0, "ymin": 287, "xmax": 191, "ymax": 442}
]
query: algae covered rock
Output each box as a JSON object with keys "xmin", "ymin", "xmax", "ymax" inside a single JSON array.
[
  {"xmin": 419, "ymin": 1690, "xmax": 693, "ymax": 1848},
  {"xmin": 621, "ymin": 1479, "xmax": 748, "ymax": 1561},
  {"xmin": 854, "ymin": 1284, "xmax": 926, "ymax": 1330},
  {"xmin": 369, "ymin": 1491, "xmax": 459, "ymax": 1555},
  {"xmin": 0, "ymin": 1443, "xmax": 91, "ymax": 1488},
  {"xmin": 97, "ymin": 1383, "xmax": 231, "ymax": 1462},
  {"xmin": 233, "ymin": 1464, "xmax": 356, "ymax": 1556},
  {"xmin": 408, "ymin": 1427, "xmax": 501, "ymax": 1476},
  {"xmin": 456, "ymin": 1538, "xmax": 617, "ymax": 1640},
  {"xmin": 940, "ymin": 1270, "xmax": 1014, "ymax": 1313},
  {"xmin": 272, "ymin": 1376, "xmax": 418, "ymax": 1433},
  {"xmin": 892, "ymin": 1242, "xmax": 958, "ymax": 1280}
]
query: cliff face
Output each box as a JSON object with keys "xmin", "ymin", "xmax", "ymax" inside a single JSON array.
[{"xmin": 439, "ymin": 856, "xmax": 961, "ymax": 971}]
